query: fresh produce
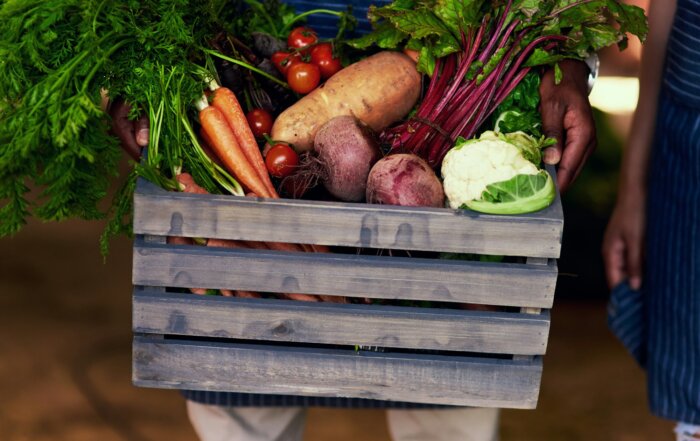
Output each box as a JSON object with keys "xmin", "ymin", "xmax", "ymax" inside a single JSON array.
[
  {"xmin": 272, "ymin": 51, "xmax": 301, "ymax": 75},
  {"xmin": 441, "ymin": 131, "xmax": 555, "ymax": 214},
  {"xmin": 246, "ymin": 108, "xmax": 274, "ymax": 138},
  {"xmin": 265, "ymin": 144, "xmax": 299, "ymax": 178},
  {"xmin": 286, "ymin": 62, "xmax": 322, "ymax": 94},
  {"xmin": 287, "ymin": 26, "xmax": 318, "ymax": 53},
  {"xmin": 351, "ymin": 0, "xmax": 648, "ymax": 167},
  {"xmin": 197, "ymin": 95, "xmax": 272, "ymax": 198},
  {"xmin": 209, "ymin": 84, "xmax": 278, "ymax": 197},
  {"xmin": 313, "ymin": 116, "xmax": 382, "ymax": 202},
  {"xmin": 270, "ymin": 51, "xmax": 421, "ymax": 152},
  {"xmin": 310, "ymin": 43, "xmax": 343, "ymax": 79},
  {"xmin": 366, "ymin": 154, "xmax": 444, "ymax": 208}
]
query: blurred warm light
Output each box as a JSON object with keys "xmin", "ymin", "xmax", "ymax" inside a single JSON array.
[{"xmin": 589, "ymin": 76, "xmax": 639, "ymax": 114}]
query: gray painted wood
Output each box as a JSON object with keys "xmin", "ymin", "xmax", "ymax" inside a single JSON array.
[
  {"xmin": 132, "ymin": 240, "xmax": 557, "ymax": 308},
  {"xmin": 133, "ymin": 178, "xmax": 563, "ymax": 258},
  {"xmin": 133, "ymin": 290, "xmax": 551, "ymax": 355},
  {"xmin": 132, "ymin": 336, "xmax": 543, "ymax": 408}
]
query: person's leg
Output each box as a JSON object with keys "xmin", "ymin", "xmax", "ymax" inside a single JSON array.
[
  {"xmin": 186, "ymin": 400, "xmax": 307, "ymax": 441},
  {"xmin": 674, "ymin": 422, "xmax": 700, "ymax": 441},
  {"xmin": 386, "ymin": 407, "xmax": 499, "ymax": 441}
]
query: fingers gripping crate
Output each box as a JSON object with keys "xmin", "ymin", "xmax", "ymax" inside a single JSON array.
[{"xmin": 131, "ymin": 175, "xmax": 563, "ymax": 408}]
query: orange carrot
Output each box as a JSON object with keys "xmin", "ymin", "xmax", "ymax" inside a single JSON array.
[
  {"xmin": 198, "ymin": 129, "xmax": 226, "ymax": 169},
  {"xmin": 211, "ymin": 87, "xmax": 278, "ymax": 198},
  {"xmin": 199, "ymin": 103, "xmax": 271, "ymax": 198}
]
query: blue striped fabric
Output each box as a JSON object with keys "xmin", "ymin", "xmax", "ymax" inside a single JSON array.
[
  {"xmin": 610, "ymin": 11, "xmax": 700, "ymax": 421},
  {"xmin": 664, "ymin": 0, "xmax": 700, "ymax": 109},
  {"xmin": 644, "ymin": 86, "xmax": 700, "ymax": 424},
  {"xmin": 608, "ymin": 281, "xmax": 647, "ymax": 366},
  {"xmin": 182, "ymin": 0, "xmax": 444, "ymax": 409}
]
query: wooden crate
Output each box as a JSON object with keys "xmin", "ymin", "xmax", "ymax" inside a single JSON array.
[{"xmin": 131, "ymin": 174, "xmax": 563, "ymax": 408}]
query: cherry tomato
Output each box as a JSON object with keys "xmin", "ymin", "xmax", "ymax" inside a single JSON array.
[
  {"xmin": 246, "ymin": 108, "xmax": 273, "ymax": 138},
  {"xmin": 271, "ymin": 51, "xmax": 300, "ymax": 75},
  {"xmin": 287, "ymin": 27, "xmax": 318, "ymax": 53},
  {"xmin": 310, "ymin": 43, "xmax": 343, "ymax": 79},
  {"xmin": 265, "ymin": 144, "xmax": 299, "ymax": 178},
  {"xmin": 286, "ymin": 62, "xmax": 321, "ymax": 94}
]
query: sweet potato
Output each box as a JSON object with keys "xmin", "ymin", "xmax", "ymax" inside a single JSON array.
[{"xmin": 270, "ymin": 51, "xmax": 421, "ymax": 153}]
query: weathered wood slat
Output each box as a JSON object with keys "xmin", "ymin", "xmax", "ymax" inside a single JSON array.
[
  {"xmin": 132, "ymin": 336, "xmax": 543, "ymax": 408},
  {"xmin": 133, "ymin": 178, "xmax": 563, "ymax": 258},
  {"xmin": 133, "ymin": 290, "xmax": 551, "ymax": 355},
  {"xmin": 132, "ymin": 241, "xmax": 557, "ymax": 308}
]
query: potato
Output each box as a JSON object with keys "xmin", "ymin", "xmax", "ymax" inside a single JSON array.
[{"xmin": 271, "ymin": 51, "xmax": 421, "ymax": 153}]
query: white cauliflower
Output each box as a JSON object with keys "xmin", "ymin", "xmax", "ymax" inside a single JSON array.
[{"xmin": 441, "ymin": 131, "xmax": 540, "ymax": 209}]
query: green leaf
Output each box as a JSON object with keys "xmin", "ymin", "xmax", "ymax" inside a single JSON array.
[
  {"xmin": 464, "ymin": 171, "xmax": 556, "ymax": 214},
  {"xmin": 388, "ymin": 10, "xmax": 453, "ymax": 39},
  {"xmin": 554, "ymin": 62, "xmax": 563, "ymax": 85},
  {"xmin": 416, "ymin": 44, "xmax": 436, "ymax": 75},
  {"xmin": 347, "ymin": 22, "xmax": 408, "ymax": 49},
  {"xmin": 434, "ymin": 0, "xmax": 486, "ymax": 34}
]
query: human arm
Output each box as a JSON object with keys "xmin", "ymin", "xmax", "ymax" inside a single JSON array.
[
  {"xmin": 539, "ymin": 59, "xmax": 597, "ymax": 192},
  {"xmin": 602, "ymin": 0, "xmax": 676, "ymax": 290}
]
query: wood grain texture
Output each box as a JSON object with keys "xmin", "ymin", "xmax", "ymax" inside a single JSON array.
[
  {"xmin": 132, "ymin": 240, "xmax": 558, "ymax": 308},
  {"xmin": 132, "ymin": 336, "xmax": 543, "ymax": 408},
  {"xmin": 133, "ymin": 290, "xmax": 550, "ymax": 355},
  {"xmin": 133, "ymin": 178, "xmax": 563, "ymax": 258}
]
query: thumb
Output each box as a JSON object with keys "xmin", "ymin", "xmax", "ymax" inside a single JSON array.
[
  {"xmin": 540, "ymin": 104, "xmax": 565, "ymax": 165},
  {"xmin": 135, "ymin": 115, "xmax": 150, "ymax": 147}
]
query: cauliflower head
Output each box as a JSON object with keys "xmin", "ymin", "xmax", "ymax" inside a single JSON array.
[{"xmin": 441, "ymin": 132, "xmax": 539, "ymax": 209}]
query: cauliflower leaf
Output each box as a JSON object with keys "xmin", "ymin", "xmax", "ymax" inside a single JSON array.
[{"xmin": 464, "ymin": 171, "xmax": 556, "ymax": 215}]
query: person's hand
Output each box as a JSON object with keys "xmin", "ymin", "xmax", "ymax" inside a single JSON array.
[
  {"xmin": 108, "ymin": 97, "xmax": 149, "ymax": 160},
  {"xmin": 602, "ymin": 190, "xmax": 646, "ymax": 290},
  {"xmin": 539, "ymin": 59, "xmax": 597, "ymax": 192}
]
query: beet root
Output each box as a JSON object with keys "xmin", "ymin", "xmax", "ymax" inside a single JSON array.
[
  {"xmin": 313, "ymin": 116, "xmax": 382, "ymax": 202},
  {"xmin": 366, "ymin": 154, "xmax": 445, "ymax": 207}
]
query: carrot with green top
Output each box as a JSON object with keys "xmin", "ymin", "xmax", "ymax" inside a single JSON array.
[
  {"xmin": 209, "ymin": 83, "xmax": 278, "ymax": 198},
  {"xmin": 197, "ymin": 96, "xmax": 272, "ymax": 198}
]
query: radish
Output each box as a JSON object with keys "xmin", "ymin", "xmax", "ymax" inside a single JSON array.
[{"xmin": 366, "ymin": 154, "xmax": 445, "ymax": 208}]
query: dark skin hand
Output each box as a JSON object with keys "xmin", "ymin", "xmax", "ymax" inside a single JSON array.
[
  {"xmin": 539, "ymin": 59, "xmax": 597, "ymax": 192},
  {"xmin": 108, "ymin": 97, "xmax": 149, "ymax": 160}
]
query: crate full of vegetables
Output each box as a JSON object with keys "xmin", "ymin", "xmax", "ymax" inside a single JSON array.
[{"xmin": 0, "ymin": 0, "xmax": 647, "ymax": 407}]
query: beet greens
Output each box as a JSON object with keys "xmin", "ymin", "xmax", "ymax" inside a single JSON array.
[{"xmin": 349, "ymin": 0, "xmax": 648, "ymax": 168}]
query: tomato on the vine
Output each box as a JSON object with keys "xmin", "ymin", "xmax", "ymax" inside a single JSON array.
[
  {"xmin": 286, "ymin": 62, "xmax": 321, "ymax": 94},
  {"xmin": 271, "ymin": 51, "xmax": 300, "ymax": 75},
  {"xmin": 310, "ymin": 43, "xmax": 342, "ymax": 79},
  {"xmin": 265, "ymin": 144, "xmax": 299, "ymax": 178},
  {"xmin": 287, "ymin": 27, "xmax": 318, "ymax": 53},
  {"xmin": 246, "ymin": 108, "xmax": 273, "ymax": 138}
]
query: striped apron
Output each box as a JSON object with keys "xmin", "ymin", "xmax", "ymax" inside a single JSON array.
[{"xmin": 609, "ymin": 0, "xmax": 700, "ymax": 424}]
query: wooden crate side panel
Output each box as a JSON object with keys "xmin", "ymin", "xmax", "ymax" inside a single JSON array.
[
  {"xmin": 132, "ymin": 337, "xmax": 542, "ymax": 408},
  {"xmin": 134, "ymin": 179, "xmax": 563, "ymax": 258},
  {"xmin": 132, "ymin": 242, "xmax": 557, "ymax": 308},
  {"xmin": 133, "ymin": 291, "xmax": 550, "ymax": 355}
]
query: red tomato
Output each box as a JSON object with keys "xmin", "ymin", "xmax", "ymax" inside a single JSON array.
[
  {"xmin": 271, "ymin": 51, "xmax": 300, "ymax": 75},
  {"xmin": 265, "ymin": 144, "xmax": 299, "ymax": 178},
  {"xmin": 287, "ymin": 27, "xmax": 318, "ymax": 53},
  {"xmin": 310, "ymin": 43, "xmax": 342, "ymax": 79},
  {"xmin": 286, "ymin": 62, "xmax": 321, "ymax": 94},
  {"xmin": 246, "ymin": 108, "xmax": 273, "ymax": 138}
]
